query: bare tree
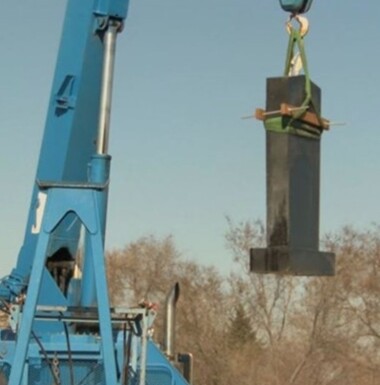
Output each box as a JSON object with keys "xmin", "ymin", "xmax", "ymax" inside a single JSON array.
[
  {"xmin": 321, "ymin": 226, "xmax": 380, "ymax": 381},
  {"xmin": 106, "ymin": 235, "xmax": 234, "ymax": 385},
  {"xmin": 224, "ymin": 219, "xmax": 380, "ymax": 385},
  {"xmin": 105, "ymin": 223, "xmax": 380, "ymax": 385},
  {"xmin": 225, "ymin": 218, "xmax": 300, "ymax": 384},
  {"xmin": 107, "ymin": 235, "xmax": 180, "ymax": 306}
]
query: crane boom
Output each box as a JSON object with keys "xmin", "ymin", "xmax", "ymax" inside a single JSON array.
[
  {"xmin": 0, "ymin": 0, "xmax": 128, "ymax": 304},
  {"xmin": 0, "ymin": 2, "xmax": 192, "ymax": 385}
]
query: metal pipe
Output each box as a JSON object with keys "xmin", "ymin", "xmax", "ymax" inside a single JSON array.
[
  {"xmin": 163, "ymin": 282, "xmax": 180, "ymax": 359},
  {"xmin": 178, "ymin": 353, "xmax": 194, "ymax": 384},
  {"xmin": 139, "ymin": 315, "xmax": 148, "ymax": 385},
  {"xmin": 96, "ymin": 21, "xmax": 119, "ymax": 154}
]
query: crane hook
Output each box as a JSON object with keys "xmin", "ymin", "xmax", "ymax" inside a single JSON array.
[{"xmin": 286, "ymin": 14, "xmax": 309, "ymax": 38}]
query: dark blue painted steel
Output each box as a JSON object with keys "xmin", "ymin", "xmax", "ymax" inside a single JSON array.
[
  {"xmin": 81, "ymin": 155, "xmax": 111, "ymax": 306},
  {"xmin": 8, "ymin": 185, "xmax": 118, "ymax": 385},
  {"xmin": 95, "ymin": 0, "xmax": 130, "ymax": 18},
  {"xmin": 145, "ymin": 342, "xmax": 190, "ymax": 385},
  {"xmin": 0, "ymin": 332, "xmax": 190, "ymax": 385},
  {"xmin": 279, "ymin": 0, "xmax": 313, "ymax": 14},
  {"xmin": 23, "ymin": 0, "xmax": 104, "ymax": 271},
  {"xmin": 0, "ymin": 1, "xmax": 191, "ymax": 384},
  {"xmin": 0, "ymin": 0, "xmax": 128, "ymax": 303}
]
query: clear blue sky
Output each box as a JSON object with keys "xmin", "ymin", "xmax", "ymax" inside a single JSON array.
[{"xmin": 1, "ymin": 1, "xmax": 379, "ymax": 275}]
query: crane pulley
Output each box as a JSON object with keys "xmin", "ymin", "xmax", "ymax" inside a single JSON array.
[{"xmin": 279, "ymin": 0, "xmax": 313, "ymax": 15}]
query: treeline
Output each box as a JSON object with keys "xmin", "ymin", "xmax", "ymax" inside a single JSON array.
[{"xmin": 106, "ymin": 221, "xmax": 380, "ymax": 385}]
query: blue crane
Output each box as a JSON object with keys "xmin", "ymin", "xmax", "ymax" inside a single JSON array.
[
  {"xmin": 0, "ymin": 1, "xmax": 318, "ymax": 384},
  {"xmin": 0, "ymin": 1, "xmax": 191, "ymax": 385}
]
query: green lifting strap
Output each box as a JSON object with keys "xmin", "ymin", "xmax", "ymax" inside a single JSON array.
[
  {"xmin": 264, "ymin": 116, "xmax": 323, "ymax": 139},
  {"xmin": 264, "ymin": 27, "xmax": 324, "ymax": 139}
]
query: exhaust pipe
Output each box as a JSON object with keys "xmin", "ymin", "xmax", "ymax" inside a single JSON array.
[{"xmin": 163, "ymin": 282, "xmax": 180, "ymax": 359}]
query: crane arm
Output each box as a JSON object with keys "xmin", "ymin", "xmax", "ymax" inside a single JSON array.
[{"xmin": 0, "ymin": 0, "xmax": 130, "ymax": 304}]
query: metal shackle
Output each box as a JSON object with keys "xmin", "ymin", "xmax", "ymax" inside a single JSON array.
[{"xmin": 286, "ymin": 15, "xmax": 309, "ymax": 37}]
